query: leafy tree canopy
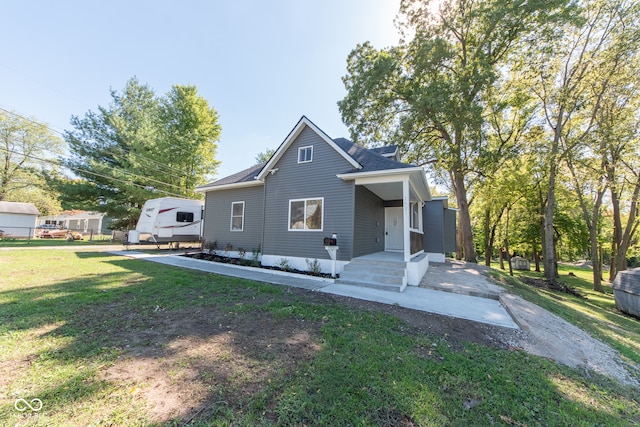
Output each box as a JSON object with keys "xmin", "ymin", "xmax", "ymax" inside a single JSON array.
[
  {"xmin": 0, "ymin": 109, "xmax": 64, "ymax": 214},
  {"xmin": 55, "ymin": 77, "xmax": 221, "ymax": 228},
  {"xmin": 255, "ymin": 148, "xmax": 276, "ymax": 165},
  {"xmin": 338, "ymin": 0, "xmax": 573, "ymax": 262}
]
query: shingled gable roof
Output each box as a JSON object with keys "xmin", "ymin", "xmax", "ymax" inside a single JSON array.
[
  {"xmin": 333, "ymin": 138, "xmax": 413, "ymax": 173},
  {"xmin": 196, "ymin": 162, "xmax": 265, "ymax": 192},
  {"xmin": 196, "ymin": 116, "xmax": 423, "ymax": 192},
  {"xmin": 255, "ymin": 115, "xmax": 361, "ymax": 181}
]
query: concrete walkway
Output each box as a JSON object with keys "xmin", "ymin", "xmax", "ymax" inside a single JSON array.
[{"xmin": 111, "ymin": 251, "xmax": 519, "ymax": 329}]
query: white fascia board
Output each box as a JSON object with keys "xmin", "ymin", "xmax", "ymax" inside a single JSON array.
[
  {"xmin": 195, "ymin": 180, "xmax": 264, "ymax": 193},
  {"xmin": 337, "ymin": 166, "xmax": 424, "ymax": 183},
  {"xmin": 337, "ymin": 167, "xmax": 431, "ymax": 201},
  {"xmin": 256, "ymin": 116, "xmax": 361, "ymax": 181}
]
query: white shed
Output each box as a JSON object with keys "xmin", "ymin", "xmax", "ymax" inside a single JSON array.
[{"xmin": 0, "ymin": 201, "xmax": 40, "ymax": 238}]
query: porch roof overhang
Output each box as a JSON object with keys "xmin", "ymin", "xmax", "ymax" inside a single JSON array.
[{"xmin": 336, "ymin": 167, "xmax": 432, "ymax": 203}]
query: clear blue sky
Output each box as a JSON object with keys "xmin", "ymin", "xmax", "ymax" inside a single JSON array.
[{"xmin": 1, "ymin": 0, "xmax": 402, "ymax": 179}]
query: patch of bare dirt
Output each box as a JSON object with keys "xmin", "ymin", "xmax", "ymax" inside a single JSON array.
[
  {"xmin": 94, "ymin": 287, "xmax": 521, "ymax": 424},
  {"xmin": 101, "ymin": 305, "xmax": 324, "ymax": 423}
]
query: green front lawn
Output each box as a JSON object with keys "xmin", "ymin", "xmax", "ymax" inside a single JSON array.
[
  {"xmin": 0, "ymin": 235, "xmax": 115, "ymax": 247},
  {"xmin": 1, "ymin": 249, "xmax": 638, "ymax": 426}
]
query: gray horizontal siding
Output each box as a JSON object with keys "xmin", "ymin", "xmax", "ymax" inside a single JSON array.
[
  {"xmin": 423, "ymin": 200, "xmax": 445, "ymax": 253},
  {"xmin": 203, "ymin": 185, "xmax": 264, "ymax": 253},
  {"xmin": 263, "ymin": 126, "xmax": 356, "ymax": 261},
  {"xmin": 443, "ymin": 208, "xmax": 457, "ymax": 252},
  {"xmin": 353, "ymin": 186, "xmax": 385, "ymax": 257}
]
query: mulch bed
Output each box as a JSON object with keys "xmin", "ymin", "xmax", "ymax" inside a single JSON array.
[{"xmin": 182, "ymin": 252, "xmax": 336, "ymax": 279}]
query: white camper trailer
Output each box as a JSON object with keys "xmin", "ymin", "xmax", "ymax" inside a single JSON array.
[{"xmin": 129, "ymin": 197, "xmax": 204, "ymax": 244}]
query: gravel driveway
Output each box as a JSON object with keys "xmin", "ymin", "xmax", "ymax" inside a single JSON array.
[{"xmin": 424, "ymin": 260, "xmax": 639, "ymax": 387}]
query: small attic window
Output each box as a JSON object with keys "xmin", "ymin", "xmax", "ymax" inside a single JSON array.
[{"xmin": 298, "ymin": 146, "xmax": 313, "ymax": 163}]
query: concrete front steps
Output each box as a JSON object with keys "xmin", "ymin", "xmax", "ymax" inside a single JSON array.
[{"xmin": 336, "ymin": 257, "xmax": 408, "ymax": 292}]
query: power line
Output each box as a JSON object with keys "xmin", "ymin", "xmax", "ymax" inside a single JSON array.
[
  {"xmin": 0, "ymin": 146, "xmax": 190, "ymax": 198},
  {"xmin": 0, "ymin": 105, "xmax": 191, "ymax": 179},
  {"xmin": 0, "ymin": 106, "xmax": 214, "ymax": 181}
]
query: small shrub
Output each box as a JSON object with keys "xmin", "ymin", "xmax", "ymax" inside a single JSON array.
[
  {"xmin": 251, "ymin": 245, "xmax": 261, "ymax": 267},
  {"xmin": 204, "ymin": 240, "xmax": 218, "ymax": 255},
  {"xmin": 238, "ymin": 247, "xmax": 246, "ymax": 259},
  {"xmin": 278, "ymin": 257, "xmax": 291, "ymax": 272},
  {"xmin": 306, "ymin": 258, "xmax": 322, "ymax": 275}
]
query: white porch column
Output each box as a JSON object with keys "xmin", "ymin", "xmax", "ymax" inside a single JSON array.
[{"xmin": 402, "ymin": 179, "xmax": 411, "ymax": 262}]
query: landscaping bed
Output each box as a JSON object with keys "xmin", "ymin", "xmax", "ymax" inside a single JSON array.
[{"xmin": 183, "ymin": 251, "xmax": 337, "ymax": 278}]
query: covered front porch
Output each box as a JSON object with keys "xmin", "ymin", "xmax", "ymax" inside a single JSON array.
[
  {"xmin": 337, "ymin": 164, "xmax": 433, "ymax": 292},
  {"xmin": 339, "ymin": 166, "xmax": 432, "ymax": 264}
]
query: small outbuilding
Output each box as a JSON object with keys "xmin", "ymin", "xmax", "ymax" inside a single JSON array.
[
  {"xmin": 0, "ymin": 201, "xmax": 40, "ymax": 238},
  {"xmin": 510, "ymin": 256, "xmax": 531, "ymax": 271},
  {"xmin": 612, "ymin": 268, "xmax": 640, "ymax": 318}
]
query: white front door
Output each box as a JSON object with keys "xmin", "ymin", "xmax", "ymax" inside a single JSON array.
[{"xmin": 385, "ymin": 207, "xmax": 404, "ymax": 251}]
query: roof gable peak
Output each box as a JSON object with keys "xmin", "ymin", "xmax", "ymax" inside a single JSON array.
[{"xmin": 256, "ymin": 116, "xmax": 361, "ymax": 181}]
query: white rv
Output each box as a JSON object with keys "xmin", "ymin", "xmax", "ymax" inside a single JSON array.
[{"xmin": 129, "ymin": 197, "xmax": 204, "ymax": 244}]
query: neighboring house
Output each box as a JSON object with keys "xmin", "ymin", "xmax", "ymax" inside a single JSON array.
[
  {"xmin": 196, "ymin": 116, "xmax": 456, "ymax": 292},
  {"xmin": 0, "ymin": 201, "xmax": 40, "ymax": 238},
  {"xmin": 38, "ymin": 210, "xmax": 111, "ymax": 235}
]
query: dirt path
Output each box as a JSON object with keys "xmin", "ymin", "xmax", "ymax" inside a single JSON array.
[{"xmin": 499, "ymin": 292, "xmax": 639, "ymax": 387}]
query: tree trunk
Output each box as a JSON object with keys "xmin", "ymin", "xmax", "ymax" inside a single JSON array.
[
  {"xmin": 544, "ymin": 160, "xmax": 558, "ymax": 283},
  {"xmin": 609, "ymin": 186, "xmax": 622, "ymax": 281},
  {"xmin": 505, "ymin": 239, "xmax": 513, "ymax": 276},
  {"xmin": 499, "ymin": 248, "xmax": 505, "ymax": 270},
  {"xmin": 589, "ymin": 225, "xmax": 603, "ymax": 292},
  {"xmin": 453, "ymin": 171, "xmax": 477, "ymax": 263},
  {"xmin": 504, "ymin": 206, "xmax": 513, "ymax": 276},
  {"xmin": 615, "ymin": 177, "xmax": 640, "ymax": 279},
  {"xmin": 484, "ymin": 208, "xmax": 491, "ymax": 266},
  {"xmin": 533, "ymin": 246, "xmax": 541, "ymax": 272}
]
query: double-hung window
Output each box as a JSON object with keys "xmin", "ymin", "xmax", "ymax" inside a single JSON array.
[
  {"xmin": 298, "ymin": 145, "xmax": 313, "ymax": 163},
  {"xmin": 230, "ymin": 201, "xmax": 244, "ymax": 231},
  {"xmin": 410, "ymin": 202, "xmax": 422, "ymax": 232},
  {"xmin": 289, "ymin": 198, "xmax": 323, "ymax": 231}
]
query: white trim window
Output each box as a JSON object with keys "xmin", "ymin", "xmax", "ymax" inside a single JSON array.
[
  {"xmin": 289, "ymin": 198, "xmax": 323, "ymax": 231},
  {"xmin": 298, "ymin": 145, "xmax": 313, "ymax": 163},
  {"xmin": 410, "ymin": 202, "xmax": 422, "ymax": 232},
  {"xmin": 230, "ymin": 201, "xmax": 245, "ymax": 231}
]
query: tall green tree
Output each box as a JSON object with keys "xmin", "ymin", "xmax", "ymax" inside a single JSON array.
[
  {"xmin": 339, "ymin": 0, "xmax": 570, "ymax": 263},
  {"xmin": 517, "ymin": 0, "xmax": 634, "ymax": 283},
  {"xmin": 58, "ymin": 77, "xmax": 221, "ymax": 228},
  {"xmin": 0, "ymin": 110, "xmax": 63, "ymax": 214},
  {"xmin": 158, "ymin": 85, "xmax": 221, "ymax": 189}
]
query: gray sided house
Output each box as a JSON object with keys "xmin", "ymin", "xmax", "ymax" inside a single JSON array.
[{"xmin": 197, "ymin": 116, "xmax": 456, "ymax": 292}]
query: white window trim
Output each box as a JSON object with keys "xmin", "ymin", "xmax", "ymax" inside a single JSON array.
[
  {"xmin": 230, "ymin": 201, "xmax": 245, "ymax": 232},
  {"xmin": 288, "ymin": 197, "xmax": 324, "ymax": 231},
  {"xmin": 409, "ymin": 202, "xmax": 423, "ymax": 233},
  {"xmin": 298, "ymin": 145, "xmax": 313, "ymax": 163}
]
